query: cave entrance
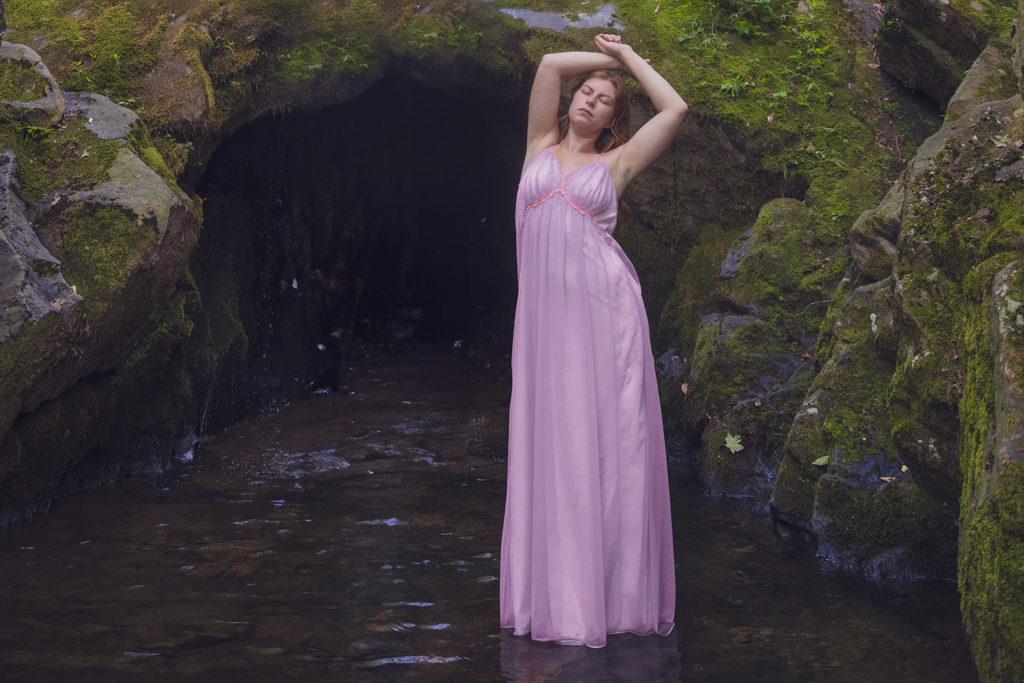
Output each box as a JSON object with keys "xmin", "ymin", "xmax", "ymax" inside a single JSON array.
[{"xmin": 194, "ymin": 73, "xmax": 527, "ymax": 399}]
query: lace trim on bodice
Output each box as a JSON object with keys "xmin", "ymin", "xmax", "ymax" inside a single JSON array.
[{"xmin": 522, "ymin": 153, "xmax": 614, "ymax": 247}]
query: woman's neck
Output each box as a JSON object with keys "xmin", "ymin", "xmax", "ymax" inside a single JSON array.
[{"xmin": 560, "ymin": 129, "xmax": 600, "ymax": 155}]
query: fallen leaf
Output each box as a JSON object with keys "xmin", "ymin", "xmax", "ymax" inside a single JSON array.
[
  {"xmin": 868, "ymin": 63, "xmax": 880, "ymax": 68},
  {"xmin": 880, "ymin": 476, "xmax": 895, "ymax": 482},
  {"xmin": 724, "ymin": 432, "xmax": 744, "ymax": 453},
  {"xmin": 681, "ymin": 383, "xmax": 689, "ymax": 395},
  {"xmin": 901, "ymin": 465, "xmax": 909, "ymax": 472},
  {"xmin": 767, "ymin": 113, "xmax": 774, "ymax": 123},
  {"xmin": 811, "ymin": 456, "xmax": 829, "ymax": 466}
]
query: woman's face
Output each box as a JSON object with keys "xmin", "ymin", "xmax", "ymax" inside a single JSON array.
[{"xmin": 568, "ymin": 78, "xmax": 617, "ymax": 133}]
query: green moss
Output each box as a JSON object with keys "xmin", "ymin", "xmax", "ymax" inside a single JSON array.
[
  {"xmin": 1, "ymin": 119, "xmax": 120, "ymax": 206},
  {"xmin": 4, "ymin": 0, "xmax": 85, "ymax": 50},
  {"xmin": 60, "ymin": 206, "xmax": 156, "ymax": 304},
  {"xmin": 658, "ymin": 223, "xmax": 745, "ymax": 348},
  {"xmin": 959, "ymin": 254, "xmax": 1024, "ymax": 682},
  {"xmin": 127, "ymin": 123, "xmax": 179, "ymax": 190},
  {"xmin": 0, "ymin": 59, "xmax": 51, "ymax": 103},
  {"xmin": 815, "ymin": 477, "xmax": 958, "ymax": 570},
  {"xmin": 116, "ymin": 277, "xmax": 199, "ymax": 385}
]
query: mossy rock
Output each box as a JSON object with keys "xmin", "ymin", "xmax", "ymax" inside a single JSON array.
[
  {"xmin": 0, "ymin": 86, "xmax": 201, "ymax": 527},
  {"xmin": 849, "ymin": 182, "xmax": 902, "ymax": 282},
  {"xmin": 947, "ymin": 41, "xmax": 1019, "ymax": 122},
  {"xmin": 0, "ymin": 43, "xmax": 64, "ymax": 127},
  {"xmin": 960, "ymin": 260, "xmax": 1024, "ymax": 683},
  {"xmin": 673, "ymin": 198, "xmax": 849, "ymax": 497},
  {"xmin": 1014, "ymin": 0, "xmax": 1024, "ymax": 97},
  {"xmin": 771, "ymin": 274, "xmax": 959, "ymax": 578}
]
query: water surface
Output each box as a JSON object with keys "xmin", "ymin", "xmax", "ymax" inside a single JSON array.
[{"xmin": 0, "ymin": 356, "xmax": 977, "ymax": 681}]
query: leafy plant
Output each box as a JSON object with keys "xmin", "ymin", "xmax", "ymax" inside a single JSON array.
[
  {"xmin": 21, "ymin": 125, "xmax": 53, "ymax": 140},
  {"xmin": 678, "ymin": 18, "xmax": 725, "ymax": 52},
  {"xmin": 720, "ymin": 74, "xmax": 751, "ymax": 98}
]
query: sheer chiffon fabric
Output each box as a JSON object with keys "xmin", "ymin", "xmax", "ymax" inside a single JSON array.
[{"xmin": 500, "ymin": 148, "xmax": 675, "ymax": 648}]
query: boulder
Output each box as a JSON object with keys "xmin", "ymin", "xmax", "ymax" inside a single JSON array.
[
  {"xmin": 0, "ymin": 85, "xmax": 201, "ymax": 527},
  {"xmin": 947, "ymin": 42, "xmax": 1019, "ymax": 121},
  {"xmin": 0, "ymin": 43, "xmax": 64, "ymax": 127},
  {"xmin": 849, "ymin": 183, "xmax": 903, "ymax": 282},
  {"xmin": 874, "ymin": 0, "xmax": 1016, "ymax": 108},
  {"xmin": 0, "ymin": 150, "xmax": 83, "ymax": 437},
  {"xmin": 769, "ymin": 276, "xmax": 958, "ymax": 579}
]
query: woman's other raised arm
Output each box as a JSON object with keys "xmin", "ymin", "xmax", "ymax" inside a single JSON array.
[
  {"xmin": 594, "ymin": 35, "xmax": 688, "ymax": 190},
  {"xmin": 524, "ymin": 51, "xmax": 623, "ymax": 172}
]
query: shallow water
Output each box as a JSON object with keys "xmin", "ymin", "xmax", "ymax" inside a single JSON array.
[{"xmin": 0, "ymin": 356, "xmax": 977, "ymax": 682}]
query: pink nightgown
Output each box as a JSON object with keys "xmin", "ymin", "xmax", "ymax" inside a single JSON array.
[{"xmin": 499, "ymin": 147, "xmax": 676, "ymax": 648}]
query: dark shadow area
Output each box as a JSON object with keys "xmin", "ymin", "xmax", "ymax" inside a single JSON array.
[{"xmin": 191, "ymin": 72, "xmax": 526, "ymax": 425}]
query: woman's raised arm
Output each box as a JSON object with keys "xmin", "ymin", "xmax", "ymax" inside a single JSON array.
[
  {"xmin": 524, "ymin": 51, "xmax": 623, "ymax": 171},
  {"xmin": 594, "ymin": 35, "xmax": 688, "ymax": 191}
]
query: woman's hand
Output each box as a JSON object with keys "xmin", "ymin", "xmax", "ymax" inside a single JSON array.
[
  {"xmin": 594, "ymin": 34, "xmax": 649, "ymax": 74},
  {"xmin": 594, "ymin": 33, "xmax": 631, "ymax": 59}
]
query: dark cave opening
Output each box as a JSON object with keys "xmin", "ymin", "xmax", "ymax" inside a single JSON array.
[{"xmin": 193, "ymin": 73, "xmax": 527, "ymax": 409}]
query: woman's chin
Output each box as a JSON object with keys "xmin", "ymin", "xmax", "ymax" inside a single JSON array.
[{"xmin": 569, "ymin": 118, "xmax": 605, "ymax": 136}]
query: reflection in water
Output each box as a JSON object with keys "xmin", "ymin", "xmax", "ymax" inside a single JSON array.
[
  {"xmin": 0, "ymin": 356, "xmax": 978, "ymax": 681},
  {"xmin": 499, "ymin": 4, "xmax": 624, "ymax": 32},
  {"xmin": 502, "ymin": 630, "xmax": 682, "ymax": 682}
]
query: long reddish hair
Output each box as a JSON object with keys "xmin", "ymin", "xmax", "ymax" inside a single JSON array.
[
  {"xmin": 557, "ymin": 70, "xmax": 633, "ymax": 225},
  {"xmin": 557, "ymin": 70, "xmax": 632, "ymax": 153}
]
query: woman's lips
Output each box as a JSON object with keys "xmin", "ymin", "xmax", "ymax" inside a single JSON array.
[{"xmin": 579, "ymin": 108, "xmax": 592, "ymax": 117}]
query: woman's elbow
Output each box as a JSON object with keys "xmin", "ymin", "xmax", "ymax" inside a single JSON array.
[{"xmin": 662, "ymin": 100, "xmax": 687, "ymax": 123}]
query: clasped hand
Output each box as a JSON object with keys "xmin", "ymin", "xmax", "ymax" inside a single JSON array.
[{"xmin": 593, "ymin": 34, "xmax": 651, "ymax": 75}]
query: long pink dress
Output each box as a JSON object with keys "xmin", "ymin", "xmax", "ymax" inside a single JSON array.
[{"xmin": 500, "ymin": 147, "xmax": 676, "ymax": 648}]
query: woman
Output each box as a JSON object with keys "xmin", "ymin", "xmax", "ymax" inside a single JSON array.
[{"xmin": 500, "ymin": 35, "xmax": 688, "ymax": 648}]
